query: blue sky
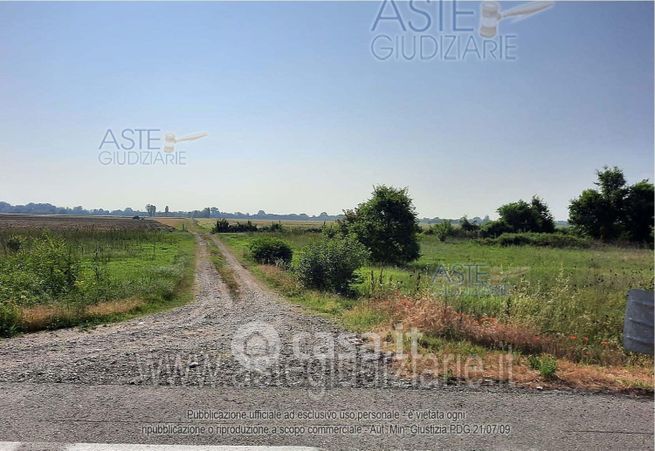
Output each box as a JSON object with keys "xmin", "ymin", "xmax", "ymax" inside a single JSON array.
[{"xmin": 0, "ymin": 1, "xmax": 652, "ymax": 219}]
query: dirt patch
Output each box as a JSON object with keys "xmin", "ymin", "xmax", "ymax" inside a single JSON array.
[{"xmin": 0, "ymin": 214, "xmax": 172, "ymax": 231}]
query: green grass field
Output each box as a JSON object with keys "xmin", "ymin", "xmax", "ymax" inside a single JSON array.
[
  {"xmin": 216, "ymin": 230, "xmax": 653, "ymax": 360},
  {"xmin": 0, "ymin": 224, "xmax": 196, "ymax": 335}
]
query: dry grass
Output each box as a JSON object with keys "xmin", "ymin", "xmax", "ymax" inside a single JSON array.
[
  {"xmin": 155, "ymin": 218, "xmax": 188, "ymax": 229},
  {"xmin": 19, "ymin": 298, "xmax": 145, "ymax": 331},
  {"xmin": 20, "ymin": 305, "xmax": 77, "ymax": 331},
  {"xmin": 364, "ymin": 291, "xmax": 653, "ymax": 393},
  {"xmin": 372, "ymin": 292, "xmax": 627, "ymax": 365},
  {"xmin": 85, "ymin": 298, "xmax": 144, "ymax": 316}
]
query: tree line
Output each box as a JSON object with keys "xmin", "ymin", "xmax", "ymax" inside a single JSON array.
[{"xmin": 334, "ymin": 166, "xmax": 653, "ymax": 268}]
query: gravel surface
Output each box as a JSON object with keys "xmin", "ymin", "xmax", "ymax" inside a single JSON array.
[{"xmin": 0, "ymin": 233, "xmax": 394, "ymax": 389}]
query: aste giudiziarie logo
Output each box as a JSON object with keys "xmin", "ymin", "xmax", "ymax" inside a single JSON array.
[
  {"xmin": 98, "ymin": 128, "xmax": 208, "ymax": 166},
  {"xmin": 370, "ymin": 0, "xmax": 554, "ymax": 62}
]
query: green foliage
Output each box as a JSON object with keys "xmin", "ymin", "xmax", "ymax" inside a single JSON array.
[
  {"xmin": 482, "ymin": 232, "xmax": 591, "ymax": 248},
  {"xmin": 528, "ymin": 354, "xmax": 558, "ymax": 379},
  {"xmin": 212, "ymin": 219, "xmax": 258, "ymax": 233},
  {"xmin": 480, "ymin": 219, "xmax": 512, "ymax": 238},
  {"xmin": 569, "ymin": 167, "xmax": 654, "ymax": 243},
  {"xmin": 0, "ymin": 228, "xmax": 195, "ymax": 335},
  {"xmin": 296, "ymin": 235, "xmax": 369, "ymax": 293},
  {"xmin": 483, "ymin": 196, "xmax": 555, "ymax": 238},
  {"xmin": 460, "ymin": 216, "xmax": 480, "ymax": 233},
  {"xmin": 432, "ymin": 220, "xmax": 454, "ymax": 242},
  {"xmin": 249, "ymin": 237, "xmax": 293, "ymax": 265},
  {"xmin": 0, "ymin": 301, "xmax": 20, "ymax": 337},
  {"xmin": 624, "ymin": 180, "xmax": 654, "ymax": 243},
  {"xmin": 342, "ymin": 185, "xmax": 420, "ymax": 265},
  {"xmin": 0, "ymin": 235, "xmax": 80, "ymax": 301},
  {"xmin": 6, "ymin": 236, "xmax": 22, "ymax": 253},
  {"xmin": 266, "ymin": 222, "xmax": 284, "ymax": 232}
]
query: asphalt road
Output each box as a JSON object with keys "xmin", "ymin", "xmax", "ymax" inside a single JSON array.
[{"xmin": 0, "ymin": 383, "xmax": 652, "ymax": 450}]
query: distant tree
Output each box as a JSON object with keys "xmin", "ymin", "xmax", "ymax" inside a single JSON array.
[
  {"xmin": 496, "ymin": 196, "xmax": 555, "ymax": 233},
  {"xmin": 145, "ymin": 205, "xmax": 156, "ymax": 217},
  {"xmin": 481, "ymin": 196, "xmax": 554, "ymax": 238},
  {"xmin": 569, "ymin": 167, "xmax": 653, "ymax": 242},
  {"xmin": 341, "ymin": 185, "xmax": 420, "ymax": 265},
  {"xmin": 460, "ymin": 216, "xmax": 480, "ymax": 232},
  {"xmin": 164, "ymin": 206, "xmax": 169, "ymax": 214}
]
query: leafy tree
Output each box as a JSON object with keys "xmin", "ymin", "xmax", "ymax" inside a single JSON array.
[
  {"xmin": 624, "ymin": 180, "xmax": 655, "ymax": 243},
  {"xmin": 569, "ymin": 167, "xmax": 653, "ymax": 242},
  {"xmin": 342, "ymin": 185, "xmax": 420, "ymax": 265},
  {"xmin": 482, "ymin": 196, "xmax": 555, "ymax": 237},
  {"xmin": 568, "ymin": 189, "xmax": 609, "ymax": 240},
  {"xmin": 496, "ymin": 196, "xmax": 555, "ymax": 233}
]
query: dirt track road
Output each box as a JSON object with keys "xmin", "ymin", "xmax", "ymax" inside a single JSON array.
[{"xmin": 0, "ymin": 232, "xmax": 652, "ymax": 449}]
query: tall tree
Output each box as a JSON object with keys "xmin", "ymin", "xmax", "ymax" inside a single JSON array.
[{"xmin": 569, "ymin": 167, "xmax": 653, "ymax": 242}]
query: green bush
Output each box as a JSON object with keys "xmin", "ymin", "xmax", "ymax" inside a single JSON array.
[
  {"xmin": 479, "ymin": 220, "xmax": 512, "ymax": 238},
  {"xmin": 0, "ymin": 235, "xmax": 80, "ymax": 303},
  {"xmin": 249, "ymin": 237, "xmax": 293, "ymax": 265},
  {"xmin": 481, "ymin": 232, "xmax": 591, "ymax": 248},
  {"xmin": 528, "ymin": 354, "xmax": 558, "ymax": 379},
  {"xmin": 432, "ymin": 220, "xmax": 454, "ymax": 242},
  {"xmin": 295, "ymin": 235, "xmax": 369, "ymax": 293},
  {"xmin": 6, "ymin": 236, "xmax": 22, "ymax": 253},
  {"xmin": 0, "ymin": 301, "xmax": 21, "ymax": 337}
]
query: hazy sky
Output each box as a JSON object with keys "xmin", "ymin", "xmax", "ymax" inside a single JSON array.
[{"xmin": 0, "ymin": 1, "xmax": 653, "ymax": 219}]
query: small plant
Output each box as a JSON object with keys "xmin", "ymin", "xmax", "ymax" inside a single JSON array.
[
  {"xmin": 295, "ymin": 235, "xmax": 369, "ymax": 293},
  {"xmin": 249, "ymin": 237, "xmax": 293, "ymax": 265},
  {"xmin": 528, "ymin": 354, "xmax": 558, "ymax": 379}
]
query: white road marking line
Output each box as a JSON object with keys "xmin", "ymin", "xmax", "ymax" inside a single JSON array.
[{"xmin": 0, "ymin": 444, "xmax": 319, "ymax": 451}]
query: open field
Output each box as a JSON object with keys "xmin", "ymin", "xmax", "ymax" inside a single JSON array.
[
  {"xmin": 0, "ymin": 214, "xmax": 171, "ymax": 231},
  {"xmin": 214, "ymin": 228, "xmax": 654, "ymax": 392},
  {"xmin": 0, "ymin": 215, "xmax": 195, "ymax": 335}
]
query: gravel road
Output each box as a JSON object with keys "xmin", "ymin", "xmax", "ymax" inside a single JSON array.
[{"xmin": 0, "ymin": 232, "xmax": 652, "ymax": 449}]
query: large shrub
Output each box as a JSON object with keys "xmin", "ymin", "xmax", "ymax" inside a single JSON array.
[
  {"xmin": 342, "ymin": 185, "xmax": 420, "ymax": 265},
  {"xmin": 249, "ymin": 237, "xmax": 293, "ymax": 265},
  {"xmin": 296, "ymin": 235, "xmax": 369, "ymax": 293}
]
